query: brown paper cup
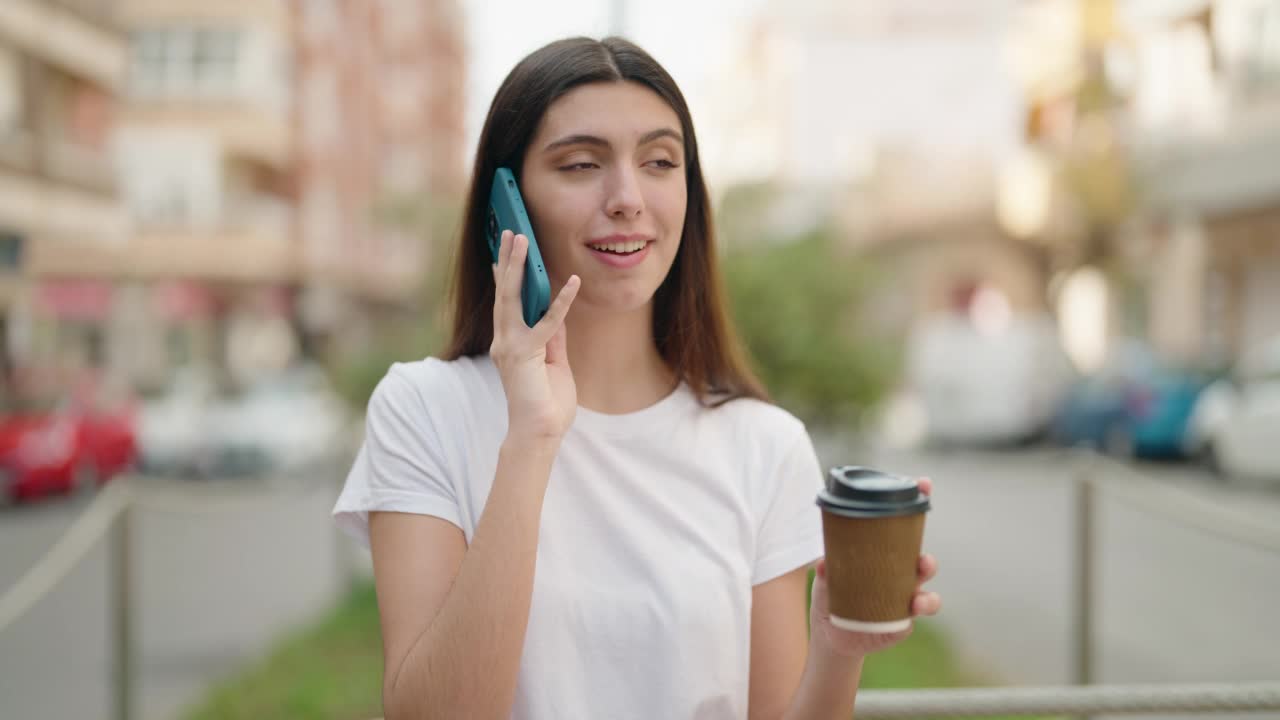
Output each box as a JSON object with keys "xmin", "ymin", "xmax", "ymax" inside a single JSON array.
[{"xmin": 821, "ymin": 509, "xmax": 926, "ymax": 633}]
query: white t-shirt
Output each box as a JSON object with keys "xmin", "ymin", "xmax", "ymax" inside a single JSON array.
[{"xmin": 333, "ymin": 354, "xmax": 825, "ymax": 720}]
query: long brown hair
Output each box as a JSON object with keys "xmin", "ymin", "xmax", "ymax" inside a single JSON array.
[{"xmin": 443, "ymin": 36, "xmax": 768, "ymax": 408}]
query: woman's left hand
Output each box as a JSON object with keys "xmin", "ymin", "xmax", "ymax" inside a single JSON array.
[{"xmin": 809, "ymin": 477, "xmax": 941, "ymax": 658}]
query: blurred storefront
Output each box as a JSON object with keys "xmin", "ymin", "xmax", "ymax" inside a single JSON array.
[{"xmin": 0, "ymin": 0, "xmax": 129, "ymax": 401}]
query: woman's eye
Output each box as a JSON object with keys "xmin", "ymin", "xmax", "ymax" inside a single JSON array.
[
  {"xmin": 559, "ymin": 162, "xmax": 598, "ymax": 171},
  {"xmin": 647, "ymin": 159, "xmax": 680, "ymax": 169}
]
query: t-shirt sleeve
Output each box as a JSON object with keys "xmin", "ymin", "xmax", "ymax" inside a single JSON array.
[
  {"xmin": 332, "ymin": 363, "xmax": 462, "ymax": 548},
  {"xmin": 752, "ymin": 428, "xmax": 825, "ymax": 586}
]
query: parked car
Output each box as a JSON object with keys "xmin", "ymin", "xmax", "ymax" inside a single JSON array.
[
  {"xmin": 204, "ymin": 364, "xmax": 349, "ymax": 478},
  {"xmin": 1051, "ymin": 340, "xmax": 1211, "ymax": 458},
  {"xmin": 137, "ymin": 364, "xmax": 349, "ymax": 480},
  {"xmin": 136, "ymin": 366, "xmax": 219, "ymax": 477},
  {"xmin": 907, "ymin": 312, "xmax": 1076, "ymax": 446},
  {"xmin": 0, "ymin": 380, "xmax": 138, "ymax": 505},
  {"xmin": 1186, "ymin": 335, "xmax": 1280, "ymax": 482}
]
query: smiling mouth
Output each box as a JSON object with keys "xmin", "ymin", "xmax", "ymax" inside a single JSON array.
[{"xmin": 586, "ymin": 239, "xmax": 650, "ymax": 255}]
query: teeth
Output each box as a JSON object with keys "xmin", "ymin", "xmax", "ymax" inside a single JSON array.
[{"xmin": 589, "ymin": 240, "xmax": 647, "ymax": 253}]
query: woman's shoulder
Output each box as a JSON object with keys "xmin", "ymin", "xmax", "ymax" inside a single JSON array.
[
  {"xmin": 372, "ymin": 354, "xmax": 501, "ymax": 416},
  {"xmin": 704, "ymin": 393, "xmax": 809, "ymax": 450}
]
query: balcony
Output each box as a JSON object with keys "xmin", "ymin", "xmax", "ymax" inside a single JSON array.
[
  {"xmin": 43, "ymin": 139, "xmax": 115, "ymax": 195},
  {"xmin": 127, "ymin": 195, "xmax": 296, "ymax": 283},
  {"xmin": 1135, "ymin": 99, "xmax": 1280, "ymax": 218},
  {"xmin": 27, "ymin": 194, "xmax": 294, "ymax": 283},
  {"xmin": 0, "ymin": 129, "xmax": 37, "ymax": 176},
  {"xmin": 118, "ymin": 0, "xmax": 289, "ymax": 33},
  {"xmin": 0, "ymin": 167, "xmax": 126, "ymax": 245},
  {"xmin": 0, "ymin": 134, "xmax": 116, "ymax": 197},
  {"xmin": 0, "ymin": 0, "xmax": 125, "ymax": 88},
  {"xmin": 122, "ymin": 101, "xmax": 290, "ymax": 170}
]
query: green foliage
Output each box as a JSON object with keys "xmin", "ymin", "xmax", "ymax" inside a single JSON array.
[
  {"xmin": 326, "ymin": 194, "xmax": 461, "ymax": 411},
  {"xmin": 182, "ymin": 583, "xmax": 383, "ymax": 720},
  {"xmin": 723, "ymin": 228, "xmax": 899, "ymax": 427},
  {"xmin": 327, "ymin": 330, "xmax": 430, "ymax": 412}
]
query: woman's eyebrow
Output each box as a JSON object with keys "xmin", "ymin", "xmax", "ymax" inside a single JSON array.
[
  {"xmin": 543, "ymin": 133, "xmax": 609, "ymax": 152},
  {"xmin": 542, "ymin": 127, "xmax": 683, "ymax": 153},
  {"xmin": 638, "ymin": 127, "xmax": 683, "ymax": 146}
]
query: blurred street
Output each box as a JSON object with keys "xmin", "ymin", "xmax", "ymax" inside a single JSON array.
[
  {"xmin": 1, "ymin": 0, "xmax": 1279, "ymax": 717},
  {"xmin": 7, "ymin": 445, "xmax": 1279, "ymax": 720},
  {"xmin": 0, "ymin": 479, "xmax": 348, "ymax": 720},
  {"xmin": 831, "ymin": 441, "xmax": 1280, "ymax": 693}
]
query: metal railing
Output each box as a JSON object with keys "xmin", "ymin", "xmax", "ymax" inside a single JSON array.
[
  {"xmin": 1070, "ymin": 450, "xmax": 1280, "ymax": 689},
  {"xmin": 2, "ymin": 451, "xmax": 1279, "ymax": 720},
  {"xmin": 855, "ymin": 681, "xmax": 1280, "ymax": 717},
  {"xmin": 0, "ymin": 474, "xmax": 346, "ymax": 720}
]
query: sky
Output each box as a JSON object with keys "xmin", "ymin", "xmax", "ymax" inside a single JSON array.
[
  {"xmin": 459, "ymin": 0, "xmax": 1033, "ymax": 187},
  {"xmin": 461, "ymin": 0, "xmax": 771, "ymax": 161}
]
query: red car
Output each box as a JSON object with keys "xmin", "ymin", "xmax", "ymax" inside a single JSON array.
[{"xmin": 0, "ymin": 392, "xmax": 138, "ymax": 505}]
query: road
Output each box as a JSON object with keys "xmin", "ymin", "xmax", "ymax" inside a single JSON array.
[
  {"xmin": 815, "ymin": 438, "xmax": 1280, "ymax": 719},
  {"xmin": 0, "ymin": 476, "xmax": 350, "ymax": 720}
]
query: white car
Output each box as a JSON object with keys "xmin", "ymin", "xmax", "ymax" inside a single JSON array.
[
  {"xmin": 1188, "ymin": 337, "xmax": 1280, "ymax": 483},
  {"xmin": 137, "ymin": 367, "xmax": 219, "ymax": 477},
  {"xmin": 204, "ymin": 364, "xmax": 350, "ymax": 479},
  {"xmin": 907, "ymin": 312, "xmax": 1076, "ymax": 446},
  {"xmin": 138, "ymin": 364, "xmax": 349, "ymax": 479}
]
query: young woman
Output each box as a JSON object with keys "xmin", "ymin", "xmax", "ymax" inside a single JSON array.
[{"xmin": 334, "ymin": 36, "xmax": 940, "ymax": 719}]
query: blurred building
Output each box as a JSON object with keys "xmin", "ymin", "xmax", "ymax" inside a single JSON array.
[
  {"xmin": 1126, "ymin": 0, "xmax": 1280, "ymax": 366},
  {"xmin": 4, "ymin": 0, "xmax": 467, "ymax": 391},
  {"xmin": 1012, "ymin": 0, "xmax": 1280, "ymax": 370},
  {"xmin": 291, "ymin": 0, "xmax": 466, "ymax": 361},
  {"xmin": 107, "ymin": 0, "xmax": 296, "ymax": 388},
  {"xmin": 708, "ymin": 1, "xmax": 1045, "ymax": 340},
  {"xmin": 0, "ymin": 0, "xmax": 128, "ymax": 396}
]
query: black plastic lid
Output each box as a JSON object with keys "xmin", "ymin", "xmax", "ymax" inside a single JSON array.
[{"xmin": 815, "ymin": 466, "xmax": 930, "ymax": 518}]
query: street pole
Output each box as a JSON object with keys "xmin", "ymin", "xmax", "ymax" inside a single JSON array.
[
  {"xmin": 112, "ymin": 499, "xmax": 134, "ymax": 720},
  {"xmin": 1073, "ymin": 459, "xmax": 1097, "ymax": 720}
]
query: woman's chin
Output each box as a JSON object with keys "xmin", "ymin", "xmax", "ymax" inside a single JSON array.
[{"xmin": 576, "ymin": 287, "xmax": 656, "ymax": 316}]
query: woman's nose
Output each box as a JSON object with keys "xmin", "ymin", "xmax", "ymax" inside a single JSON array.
[{"xmin": 604, "ymin": 167, "xmax": 644, "ymax": 219}]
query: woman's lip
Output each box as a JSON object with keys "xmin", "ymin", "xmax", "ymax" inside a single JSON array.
[
  {"xmin": 588, "ymin": 241, "xmax": 651, "ymax": 269},
  {"xmin": 585, "ymin": 234, "xmax": 653, "ymax": 245}
]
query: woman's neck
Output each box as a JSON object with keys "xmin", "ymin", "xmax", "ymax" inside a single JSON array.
[{"xmin": 563, "ymin": 301, "xmax": 676, "ymax": 415}]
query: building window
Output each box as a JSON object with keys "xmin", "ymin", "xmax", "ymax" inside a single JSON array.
[
  {"xmin": 378, "ymin": 0, "xmax": 423, "ymax": 47},
  {"xmin": 1250, "ymin": 3, "xmax": 1280, "ymax": 83},
  {"xmin": 118, "ymin": 131, "xmax": 221, "ymax": 227},
  {"xmin": 381, "ymin": 144, "xmax": 425, "ymax": 193},
  {"xmin": 130, "ymin": 28, "xmax": 243, "ymax": 98},
  {"xmin": 302, "ymin": 180, "xmax": 341, "ymax": 259},
  {"xmin": 303, "ymin": 0, "xmax": 341, "ymax": 41},
  {"xmin": 0, "ymin": 47, "xmax": 21, "ymax": 136},
  {"xmin": 0, "ymin": 232, "xmax": 23, "ymax": 271},
  {"xmin": 302, "ymin": 68, "xmax": 339, "ymax": 149}
]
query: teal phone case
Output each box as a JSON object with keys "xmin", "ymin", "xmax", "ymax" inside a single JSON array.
[{"xmin": 487, "ymin": 167, "xmax": 552, "ymax": 327}]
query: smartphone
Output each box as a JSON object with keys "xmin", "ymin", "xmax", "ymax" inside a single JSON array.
[{"xmin": 487, "ymin": 167, "xmax": 551, "ymax": 327}]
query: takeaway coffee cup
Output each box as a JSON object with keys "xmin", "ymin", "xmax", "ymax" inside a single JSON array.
[{"xmin": 815, "ymin": 466, "xmax": 930, "ymax": 633}]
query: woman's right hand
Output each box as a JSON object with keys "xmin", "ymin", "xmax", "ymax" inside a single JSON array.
[{"xmin": 490, "ymin": 230, "xmax": 582, "ymax": 443}]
